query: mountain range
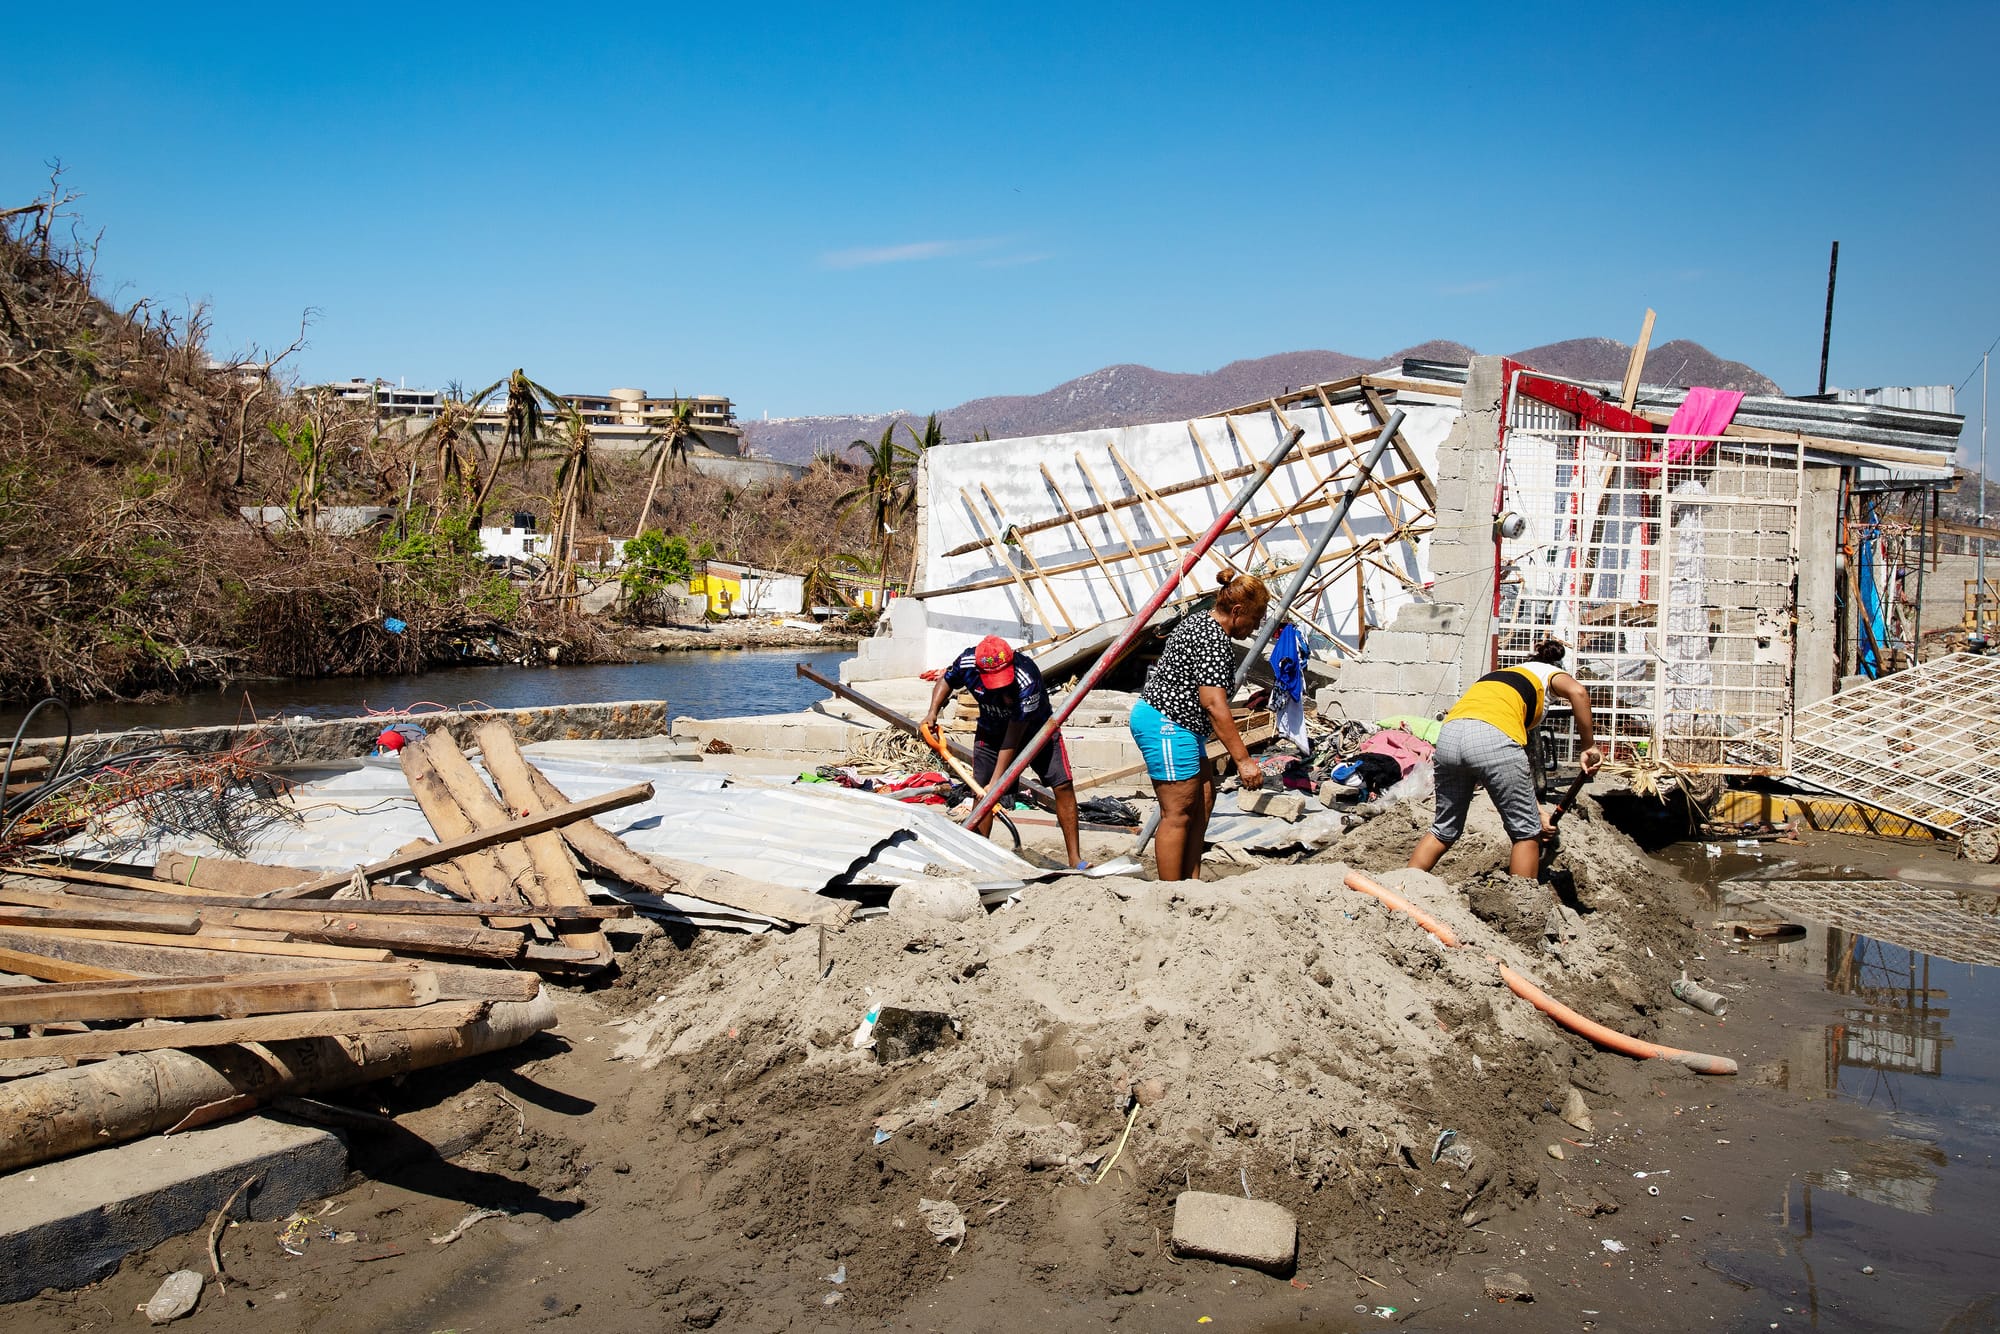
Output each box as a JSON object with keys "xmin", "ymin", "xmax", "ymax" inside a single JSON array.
[{"xmin": 741, "ymin": 338, "xmax": 1782, "ymax": 464}]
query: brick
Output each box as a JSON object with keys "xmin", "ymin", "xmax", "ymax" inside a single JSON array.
[
  {"xmin": 1236, "ymin": 790, "xmax": 1306, "ymax": 822},
  {"xmin": 1171, "ymin": 1191, "xmax": 1296, "ymax": 1274}
]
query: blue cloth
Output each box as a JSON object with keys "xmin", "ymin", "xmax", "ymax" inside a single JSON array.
[
  {"xmin": 1267, "ymin": 623, "xmax": 1310, "ymax": 751},
  {"xmin": 1267, "ymin": 624, "xmax": 1306, "ymax": 702},
  {"xmin": 1129, "ymin": 699, "xmax": 1205, "ymax": 783}
]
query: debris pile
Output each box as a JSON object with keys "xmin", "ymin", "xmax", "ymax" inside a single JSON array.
[{"xmin": 600, "ymin": 795, "xmax": 1706, "ymax": 1311}]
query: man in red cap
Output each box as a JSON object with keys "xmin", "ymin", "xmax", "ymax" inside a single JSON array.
[
  {"xmin": 922, "ymin": 634, "xmax": 1084, "ymax": 868},
  {"xmin": 374, "ymin": 727, "xmax": 407, "ymax": 755}
]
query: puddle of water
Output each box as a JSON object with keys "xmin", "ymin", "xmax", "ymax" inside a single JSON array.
[{"xmin": 1663, "ymin": 836, "xmax": 2000, "ymax": 1329}]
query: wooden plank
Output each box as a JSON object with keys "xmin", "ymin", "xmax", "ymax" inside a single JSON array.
[
  {"xmin": 266, "ymin": 779, "xmax": 654, "ymax": 900},
  {"xmin": 0, "ymin": 945, "xmax": 141, "ymax": 983},
  {"xmin": 0, "ymin": 999, "xmax": 489, "ymax": 1060},
  {"xmin": 5, "ymin": 877, "xmax": 623, "ymax": 920},
  {"xmin": 939, "ymin": 424, "xmax": 1390, "ymax": 557},
  {"xmin": 0, "ymin": 924, "xmax": 395, "ymax": 962},
  {"xmin": 1037, "ymin": 463, "xmax": 1133, "ymax": 615},
  {"xmin": 920, "ymin": 474, "xmax": 1429, "ymax": 602},
  {"xmin": 1107, "ymin": 443, "xmax": 1241, "ymax": 590},
  {"xmin": 1362, "ymin": 386, "xmax": 1438, "ymax": 509},
  {"xmin": 959, "ymin": 485, "xmax": 1064, "ymax": 636},
  {"xmin": 471, "ymin": 722, "xmax": 612, "ymax": 964},
  {"xmin": 0, "ymin": 970, "xmax": 438, "ymax": 1026},
  {"xmin": 2, "ymin": 755, "xmax": 50, "ymax": 777},
  {"xmin": 153, "ymin": 851, "xmax": 320, "ymax": 895},
  {"xmin": 0, "ymin": 904, "xmax": 202, "ymax": 934},
  {"xmin": 1620, "ymin": 308, "xmax": 1657, "ymax": 412},
  {"xmin": 981, "ymin": 482, "xmax": 1078, "ymax": 634},
  {"xmin": 391, "ymin": 841, "xmax": 476, "ymax": 899},
  {"xmin": 515, "ymin": 773, "xmax": 681, "ymax": 897},
  {"xmin": 640, "ymin": 857, "xmax": 856, "ymax": 928},
  {"xmin": 398, "ymin": 731, "xmax": 535, "ymax": 925}
]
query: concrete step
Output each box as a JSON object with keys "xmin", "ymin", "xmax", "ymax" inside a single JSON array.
[{"xmin": 0, "ymin": 1115, "xmax": 349, "ymax": 1302}]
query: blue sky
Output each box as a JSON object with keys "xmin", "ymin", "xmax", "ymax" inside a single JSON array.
[{"xmin": 4, "ymin": 1, "xmax": 1997, "ymax": 454}]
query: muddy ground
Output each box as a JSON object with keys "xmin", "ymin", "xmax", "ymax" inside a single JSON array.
[{"xmin": 10, "ymin": 796, "xmax": 1970, "ymax": 1332}]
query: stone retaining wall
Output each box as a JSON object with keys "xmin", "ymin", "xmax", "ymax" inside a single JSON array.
[{"xmin": 16, "ymin": 700, "xmax": 674, "ymax": 765}]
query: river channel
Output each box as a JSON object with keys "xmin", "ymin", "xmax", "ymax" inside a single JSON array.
[{"xmin": 0, "ymin": 647, "xmax": 856, "ymax": 738}]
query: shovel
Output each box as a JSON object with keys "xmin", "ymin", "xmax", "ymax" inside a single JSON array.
[{"xmin": 1538, "ymin": 768, "xmax": 1591, "ymax": 874}]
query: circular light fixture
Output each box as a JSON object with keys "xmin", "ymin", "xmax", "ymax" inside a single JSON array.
[{"xmin": 1494, "ymin": 511, "xmax": 1527, "ymax": 540}]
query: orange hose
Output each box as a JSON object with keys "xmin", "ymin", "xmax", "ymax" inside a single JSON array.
[
  {"xmin": 1341, "ymin": 870, "xmax": 1462, "ymax": 947},
  {"xmin": 1340, "ymin": 870, "xmax": 1737, "ymax": 1076},
  {"xmin": 1495, "ymin": 963, "xmax": 1738, "ymax": 1076}
]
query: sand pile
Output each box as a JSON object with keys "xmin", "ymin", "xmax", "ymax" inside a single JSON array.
[{"xmin": 601, "ymin": 794, "xmax": 1702, "ymax": 1312}]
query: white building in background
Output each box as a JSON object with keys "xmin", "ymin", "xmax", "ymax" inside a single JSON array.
[{"xmin": 303, "ymin": 378, "xmax": 446, "ymax": 418}]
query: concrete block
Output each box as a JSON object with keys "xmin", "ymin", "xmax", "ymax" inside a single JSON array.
[
  {"xmin": 0, "ymin": 1116, "xmax": 348, "ymax": 1302},
  {"xmin": 1236, "ymin": 789, "xmax": 1306, "ymax": 821},
  {"xmin": 1171, "ymin": 1190, "xmax": 1296, "ymax": 1274}
]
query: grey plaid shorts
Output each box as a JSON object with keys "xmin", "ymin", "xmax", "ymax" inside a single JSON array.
[{"xmin": 1431, "ymin": 718, "xmax": 1542, "ymax": 844}]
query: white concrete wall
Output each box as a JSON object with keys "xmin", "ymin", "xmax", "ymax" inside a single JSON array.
[{"xmin": 896, "ymin": 399, "xmax": 1457, "ymax": 673}]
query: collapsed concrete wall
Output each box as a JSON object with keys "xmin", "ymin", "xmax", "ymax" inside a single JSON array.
[{"xmin": 846, "ymin": 391, "xmax": 1458, "ymax": 683}]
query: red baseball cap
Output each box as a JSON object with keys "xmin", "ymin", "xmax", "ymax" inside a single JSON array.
[
  {"xmin": 974, "ymin": 635, "xmax": 1015, "ymax": 690},
  {"xmin": 377, "ymin": 728, "xmax": 407, "ymax": 752}
]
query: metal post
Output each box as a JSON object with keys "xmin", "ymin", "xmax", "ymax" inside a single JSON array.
[
  {"xmin": 1126, "ymin": 410, "xmax": 1406, "ymax": 855},
  {"xmin": 793, "ymin": 662, "xmax": 1056, "ymax": 809},
  {"xmin": 1817, "ymin": 241, "xmax": 1840, "ymax": 397},
  {"xmin": 1978, "ymin": 353, "xmax": 1990, "ymax": 649},
  {"xmin": 962, "ymin": 426, "xmax": 1306, "ymax": 831}
]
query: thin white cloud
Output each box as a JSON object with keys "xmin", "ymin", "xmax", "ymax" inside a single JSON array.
[
  {"xmin": 977, "ymin": 252, "xmax": 1054, "ymax": 269},
  {"xmin": 820, "ymin": 238, "xmax": 997, "ymax": 270}
]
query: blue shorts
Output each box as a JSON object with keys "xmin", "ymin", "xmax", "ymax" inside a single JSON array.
[{"xmin": 1130, "ymin": 699, "xmax": 1207, "ymax": 783}]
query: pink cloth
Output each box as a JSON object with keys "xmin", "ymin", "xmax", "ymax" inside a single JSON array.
[
  {"xmin": 1664, "ymin": 387, "xmax": 1745, "ymax": 466},
  {"xmin": 1357, "ymin": 728, "xmax": 1434, "ymax": 778}
]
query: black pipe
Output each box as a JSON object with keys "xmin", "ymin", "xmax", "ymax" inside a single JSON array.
[{"xmin": 1818, "ymin": 240, "xmax": 1840, "ymax": 396}]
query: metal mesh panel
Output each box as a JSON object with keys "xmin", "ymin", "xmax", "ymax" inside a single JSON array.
[
  {"xmin": 1730, "ymin": 652, "xmax": 2000, "ymax": 833},
  {"xmin": 1754, "ymin": 879, "xmax": 2000, "ymax": 970},
  {"xmin": 1495, "ymin": 396, "xmax": 1801, "ymax": 772}
]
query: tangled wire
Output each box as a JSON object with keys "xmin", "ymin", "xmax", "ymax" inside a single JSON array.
[{"xmin": 2, "ymin": 699, "xmax": 298, "ymax": 859}]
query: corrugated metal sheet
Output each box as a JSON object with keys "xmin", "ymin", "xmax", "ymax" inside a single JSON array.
[
  {"xmin": 65, "ymin": 757, "xmax": 1039, "ymax": 931},
  {"xmin": 1404, "ymin": 359, "xmax": 1964, "ymax": 471}
]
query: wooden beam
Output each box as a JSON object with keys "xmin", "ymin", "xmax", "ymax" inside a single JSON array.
[
  {"xmin": 0, "ymin": 924, "xmax": 396, "ymax": 962},
  {"xmin": 153, "ymin": 852, "xmax": 323, "ymax": 895},
  {"xmin": 472, "ymin": 722, "xmax": 612, "ymax": 964},
  {"xmin": 958, "ymin": 485, "xmax": 1063, "ymax": 636},
  {"xmin": 0, "ymin": 904, "xmax": 202, "ymax": 934},
  {"xmin": 265, "ymin": 780, "xmax": 653, "ymax": 900},
  {"xmin": 1038, "ymin": 463, "xmax": 1133, "ymax": 615},
  {"xmin": 1620, "ymin": 308, "xmax": 1657, "ymax": 412},
  {"xmin": 0, "ymin": 969, "xmax": 438, "ymax": 1026},
  {"xmin": 981, "ymin": 482, "xmax": 1078, "ymax": 634},
  {"xmin": 1362, "ymin": 386, "xmax": 1439, "ymax": 509},
  {"xmin": 939, "ymin": 424, "xmax": 1390, "ymax": 557},
  {"xmin": 2, "ymin": 868, "xmax": 624, "ymax": 919},
  {"xmin": 0, "ymin": 999, "xmax": 490, "ymax": 1060},
  {"xmin": 398, "ymin": 730, "xmax": 540, "ymax": 929},
  {"xmin": 0, "ymin": 945, "xmax": 141, "ymax": 983}
]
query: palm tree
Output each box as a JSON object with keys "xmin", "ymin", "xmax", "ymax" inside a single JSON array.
[
  {"xmin": 631, "ymin": 396, "xmax": 699, "ymax": 540},
  {"xmin": 539, "ymin": 406, "xmax": 602, "ymax": 598},
  {"xmin": 411, "ymin": 383, "xmax": 489, "ymax": 504},
  {"xmin": 468, "ymin": 368, "xmax": 565, "ymax": 524},
  {"xmin": 908, "ymin": 412, "xmax": 947, "ymax": 452},
  {"xmin": 838, "ymin": 423, "xmax": 920, "ymax": 608},
  {"xmin": 782, "ymin": 540, "xmax": 873, "ymax": 611}
]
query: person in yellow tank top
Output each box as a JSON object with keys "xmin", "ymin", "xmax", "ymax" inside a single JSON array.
[{"xmin": 1409, "ymin": 639, "xmax": 1603, "ymax": 879}]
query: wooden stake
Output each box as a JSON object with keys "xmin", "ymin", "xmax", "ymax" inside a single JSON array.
[
  {"xmin": 1621, "ymin": 308, "xmax": 1657, "ymax": 412},
  {"xmin": 980, "ymin": 483, "xmax": 1077, "ymax": 633},
  {"xmin": 959, "ymin": 485, "xmax": 1062, "ymax": 636},
  {"xmin": 472, "ymin": 722, "xmax": 612, "ymax": 965},
  {"xmin": 1038, "ymin": 463, "xmax": 1133, "ymax": 615}
]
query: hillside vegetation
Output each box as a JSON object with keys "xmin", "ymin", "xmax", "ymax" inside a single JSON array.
[{"xmin": 0, "ymin": 188, "xmax": 870, "ymax": 705}]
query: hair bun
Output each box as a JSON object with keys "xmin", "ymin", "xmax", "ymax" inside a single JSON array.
[{"xmin": 1216, "ymin": 571, "xmax": 1234, "ymax": 589}]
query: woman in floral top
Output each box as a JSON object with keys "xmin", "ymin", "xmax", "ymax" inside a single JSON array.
[{"xmin": 1127, "ymin": 572, "xmax": 1270, "ymax": 881}]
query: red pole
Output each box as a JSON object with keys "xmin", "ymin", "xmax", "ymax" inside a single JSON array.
[{"xmin": 963, "ymin": 425, "xmax": 1306, "ymax": 830}]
